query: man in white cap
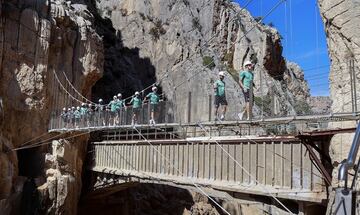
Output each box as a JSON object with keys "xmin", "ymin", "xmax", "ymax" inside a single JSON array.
[
  {"xmin": 128, "ymin": 91, "xmax": 142, "ymax": 126},
  {"xmin": 238, "ymin": 60, "xmax": 254, "ymax": 120},
  {"xmin": 116, "ymin": 93, "xmax": 126, "ymax": 125},
  {"xmin": 214, "ymin": 71, "xmax": 227, "ymax": 121},
  {"xmin": 144, "ymin": 86, "xmax": 160, "ymax": 125}
]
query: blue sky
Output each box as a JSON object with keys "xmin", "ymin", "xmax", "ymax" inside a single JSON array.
[{"xmin": 235, "ymin": 0, "xmax": 330, "ymax": 96}]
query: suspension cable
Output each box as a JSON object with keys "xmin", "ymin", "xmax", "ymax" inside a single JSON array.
[
  {"xmin": 196, "ymin": 122, "xmax": 294, "ymax": 214},
  {"xmin": 132, "ymin": 127, "xmax": 231, "ymax": 215}
]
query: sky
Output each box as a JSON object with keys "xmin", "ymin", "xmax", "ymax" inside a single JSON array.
[{"xmin": 235, "ymin": 0, "xmax": 330, "ymax": 96}]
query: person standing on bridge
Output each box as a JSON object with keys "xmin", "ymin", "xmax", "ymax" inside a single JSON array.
[
  {"xmin": 60, "ymin": 107, "xmax": 68, "ymax": 128},
  {"xmin": 117, "ymin": 93, "xmax": 126, "ymax": 125},
  {"xmin": 238, "ymin": 60, "xmax": 254, "ymax": 121},
  {"xmin": 144, "ymin": 86, "xmax": 160, "ymax": 125},
  {"xmin": 214, "ymin": 71, "xmax": 228, "ymax": 121},
  {"xmin": 80, "ymin": 103, "xmax": 88, "ymax": 127},
  {"xmin": 109, "ymin": 95, "xmax": 121, "ymax": 126},
  {"xmin": 128, "ymin": 91, "xmax": 142, "ymax": 126}
]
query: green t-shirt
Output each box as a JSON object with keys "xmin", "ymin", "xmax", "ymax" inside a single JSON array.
[
  {"xmin": 80, "ymin": 107, "xmax": 87, "ymax": 115},
  {"xmin": 115, "ymin": 99, "xmax": 125, "ymax": 109},
  {"xmin": 239, "ymin": 70, "xmax": 254, "ymax": 90},
  {"xmin": 110, "ymin": 100, "xmax": 120, "ymax": 112},
  {"xmin": 146, "ymin": 92, "xmax": 160, "ymax": 104},
  {"xmin": 214, "ymin": 80, "xmax": 226, "ymax": 96},
  {"xmin": 130, "ymin": 97, "xmax": 142, "ymax": 108},
  {"xmin": 74, "ymin": 110, "xmax": 81, "ymax": 119}
]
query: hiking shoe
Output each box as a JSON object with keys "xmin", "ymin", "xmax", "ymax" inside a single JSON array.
[
  {"xmin": 238, "ymin": 111, "xmax": 245, "ymax": 120},
  {"xmin": 220, "ymin": 115, "xmax": 225, "ymax": 120}
]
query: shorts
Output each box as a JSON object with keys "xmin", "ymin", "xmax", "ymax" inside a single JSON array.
[
  {"xmin": 243, "ymin": 89, "xmax": 250, "ymax": 103},
  {"xmin": 133, "ymin": 107, "xmax": 140, "ymax": 114},
  {"xmin": 215, "ymin": 95, "xmax": 228, "ymax": 108},
  {"xmin": 150, "ymin": 104, "xmax": 158, "ymax": 112}
]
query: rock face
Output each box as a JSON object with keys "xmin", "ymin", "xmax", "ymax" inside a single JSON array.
[
  {"xmin": 91, "ymin": 0, "xmax": 311, "ymax": 120},
  {"xmin": 309, "ymin": 96, "xmax": 332, "ymax": 114},
  {"xmin": 0, "ymin": 1, "xmax": 103, "ymax": 214},
  {"xmin": 318, "ymin": 0, "xmax": 359, "ymax": 166},
  {"xmin": 0, "ymin": 0, "xmax": 312, "ymax": 214}
]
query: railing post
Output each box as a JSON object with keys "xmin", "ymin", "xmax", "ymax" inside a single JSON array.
[
  {"xmin": 187, "ymin": 92, "xmax": 192, "ymax": 123},
  {"xmin": 208, "ymin": 95, "xmax": 212, "ymax": 121}
]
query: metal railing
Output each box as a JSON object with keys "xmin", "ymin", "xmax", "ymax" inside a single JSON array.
[{"xmin": 49, "ymin": 101, "xmax": 175, "ymax": 131}]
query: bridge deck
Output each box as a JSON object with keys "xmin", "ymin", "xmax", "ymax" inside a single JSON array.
[{"xmin": 88, "ymin": 135, "xmax": 328, "ymax": 203}]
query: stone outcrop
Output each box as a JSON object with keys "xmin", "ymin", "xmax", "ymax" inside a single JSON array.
[
  {"xmin": 318, "ymin": 0, "xmax": 359, "ymax": 166},
  {"xmin": 0, "ymin": 0, "xmax": 313, "ymax": 214},
  {"xmin": 309, "ymin": 96, "xmax": 332, "ymax": 114},
  {"xmin": 0, "ymin": 0, "xmax": 103, "ymax": 214},
  {"xmin": 91, "ymin": 0, "xmax": 310, "ymax": 120}
]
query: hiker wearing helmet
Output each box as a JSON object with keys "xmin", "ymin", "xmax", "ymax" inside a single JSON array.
[
  {"xmin": 74, "ymin": 106, "xmax": 81, "ymax": 128},
  {"xmin": 116, "ymin": 93, "xmax": 126, "ymax": 125},
  {"xmin": 80, "ymin": 103, "xmax": 88, "ymax": 127},
  {"xmin": 60, "ymin": 107, "xmax": 68, "ymax": 128},
  {"xmin": 144, "ymin": 86, "xmax": 160, "ymax": 125},
  {"xmin": 87, "ymin": 103, "xmax": 94, "ymax": 127},
  {"xmin": 109, "ymin": 95, "xmax": 121, "ymax": 126},
  {"xmin": 96, "ymin": 98, "xmax": 105, "ymax": 126},
  {"xmin": 238, "ymin": 60, "xmax": 255, "ymax": 120},
  {"xmin": 67, "ymin": 108, "xmax": 73, "ymax": 128},
  {"xmin": 214, "ymin": 71, "xmax": 228, "ymax": 121},
  {"xmin": 128, "ymin": 91, "xmax": 142, "ymax": 126}
]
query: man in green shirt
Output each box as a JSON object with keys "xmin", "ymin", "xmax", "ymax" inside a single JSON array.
[
  {"xmin": 117, "ymin": 93, "xmax": 126, "ymax": 125},
  {"xmin": 214, "ymin": 71, "xmax": 228, "ymax": 121},
  {"xmin": 109, "ymin": 95, "xmax": 121, "ymax": 126},
  {"xmin": 128, "ymin": 91, "xmax": 142, "ymax": 125},
  {"xmin": 238, "ymin": 60, "xmax": 254, "ymax": 120},
  {"xmin": 144, "ymin": 86, "xmax": 160, "ymax": 125}
]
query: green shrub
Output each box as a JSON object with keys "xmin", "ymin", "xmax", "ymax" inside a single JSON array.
[
  {"xmin": 202, "ymin": 56, "xmax": 215, "ymax": 70},
  {"xmin": 149, "ymin": 19, "xmax": 166, "ymax": 41}
]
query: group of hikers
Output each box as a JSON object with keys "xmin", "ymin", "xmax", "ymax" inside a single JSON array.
[
  {"xmin": 59, "ymin": 60, "xmax": 255, "ymax": 128},
  {"xmin": 60, "ymin": 86, "xmax": 161, "ymax": 128}
]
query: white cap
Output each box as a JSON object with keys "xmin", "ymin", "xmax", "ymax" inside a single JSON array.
[
  {"xmin": 135, "ymin": 91, "xmax": 140, "ymax": 95},
  {"xmin": 244, "ymin": 60, "xmax": 253, "ymax": 67},
  {"xmin": 152, "ymin": 86, "xmax": 157, "ymax": 91},
  {"xmin": 218, "ymin": 71, "xmax": 225, "ymax": 76},
  {"xmin": 117, "ymin": 93, "xmax": 122, "ymax": 97}
]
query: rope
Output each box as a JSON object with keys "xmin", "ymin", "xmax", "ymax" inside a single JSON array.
[
  {"xmin": 132, "ymin": 127, "xmax": 231, "ymax": 215},
  {"xmin": 196, "ymin": 122, "xmax": 294, "ymax": 214}
]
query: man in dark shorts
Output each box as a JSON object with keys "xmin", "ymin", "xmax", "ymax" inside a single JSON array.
[
  {"xmin": 238, "ymin": 60, "xmax": 254, "ymax": 120},
  {"xmin": 214, "ymin": 71, "xmax": 227, "ymax": 121},
  {"xmin": 144, "ymin": 86, "xmax": 160, "ymax": 125},
  {"xmin": 128, "ymin": 91, "xmax": 142, "ymax": 126}
]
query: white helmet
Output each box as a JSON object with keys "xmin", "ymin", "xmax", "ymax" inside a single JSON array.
[
  {"xmin": 152, "ymin": 86, "xmax": 157, "ymax": 91},
  {"xmin": 244, "ymin": 60, "xmax": 253, "ymax": 67},
  {"xmin": 63, "ymin": 107, "xmax": 66, "ymax": 111},
  {"xmin": 68, "ymin": 108, "xmax": 71, "ymax": 111},
  {"xmin": 72, "ymin": 106, "xmax": 75, "ymax": 110},
  {"xmin": 113, "ymin": 95, "xmax": 117, "ymax": 99},
  {"xmin": 77, "ymin": 106, "xmax": 80, "ymax": 110},
  {"xmin": 135, "ymin": 91, "xmax": 140, "ymax": 95},
  {"xmin": 117, "ymin": 93, "xmax": 122, "ymax": 97},
  {"xmin": 218, "ymin": 71, "xmax": 225, "ymax": 77},
  {"xmin": 98, "ymin": 99, "xmax": 103, "ymax": 103}
]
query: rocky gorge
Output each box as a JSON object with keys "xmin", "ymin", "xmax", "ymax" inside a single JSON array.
[{"xmin": 1, "ymin": 0, "xmax": 355, "ymax": 214}]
